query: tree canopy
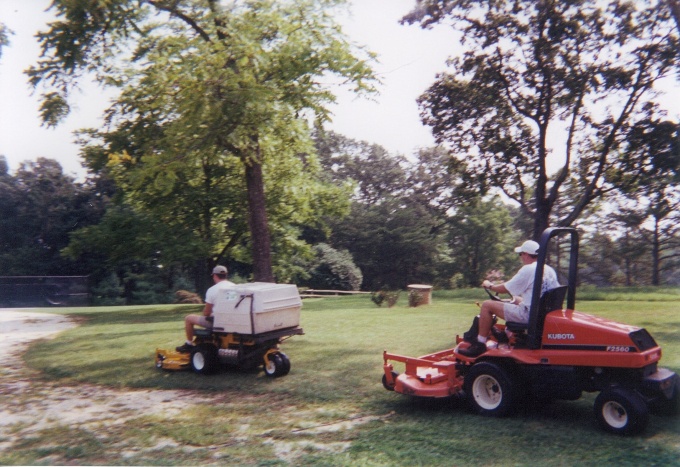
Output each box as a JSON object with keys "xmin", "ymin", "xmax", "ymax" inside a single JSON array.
[
  {"xmin": 404, "ymin": 0, "xmax": 680, "ymax": 240},
  {"xmin": 0, "ymin": 157, "xmax": 107, "ymax": 276},
  {"xmin": 28, "ymin": 0, "xmax": 376, "ymax": 282}
]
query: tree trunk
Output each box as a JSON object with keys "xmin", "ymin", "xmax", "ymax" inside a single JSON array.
[
  {"xmin": 244, "ymin": 150, "xmax": 274, "ymax": 282},
  {"xmin": 652, "ymin": 219, "xmax": 660, "ymax": 286},
  {"xmin": 533, "ymin": 198, "xmax": 551, "ymax": 241},
  {"xmin": 195, "ymin": 258, "xmax": 211, "ymax": 297}
]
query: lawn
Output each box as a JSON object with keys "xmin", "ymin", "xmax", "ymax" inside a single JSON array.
[{"xmin": 8, "ymin": 289, "xmax": 680, "ymax": 465}]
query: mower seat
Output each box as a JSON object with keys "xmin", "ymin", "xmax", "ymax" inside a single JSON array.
[
  {"xmin": 195, "ymin": 328, "xmax": 213, "ymax": 338},
  {"xmin": 505, "ymin": 286, "xmax": 568, "ymax": 335}
]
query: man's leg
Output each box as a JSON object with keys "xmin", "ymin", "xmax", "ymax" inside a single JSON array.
[
  {"xmin": 460, "ymin": 300, "xmax": 505, "ymax": 357},
  {"xmin": 185, "ymin": 314, "xmax": 203, "ymax": 342},
  {"xmin": 177, "ymin": 315, "xmax": 204, "ymax": 352},
  {"xmin": 478, "ymin": 300, "xmax": 505, "ymax": 339}
]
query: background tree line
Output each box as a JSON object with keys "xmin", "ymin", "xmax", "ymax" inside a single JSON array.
[
  {"xmin": 0, "ymin": 0, "xmax": 679, "ymax": 304},
  {"xmin": 1, "ymin": 124, "xmax": 678, "ymax": 305}
]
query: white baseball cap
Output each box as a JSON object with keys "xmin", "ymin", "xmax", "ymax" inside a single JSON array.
[
  {"xmin": 514, "ymin": 240, "xmax": 540, "ymax": 255},
  {"xmin": 212, "ymin": 265, "xmax": 228, "ymax": 275}
]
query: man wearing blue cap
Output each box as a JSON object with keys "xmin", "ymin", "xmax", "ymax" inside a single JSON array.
[{"xmin": 460, "ymin": 240, "xmax": 559, "ymax": 357}]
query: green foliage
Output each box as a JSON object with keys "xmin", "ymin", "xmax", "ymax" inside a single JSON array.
[
  {"xmin": 0, "ymin": 22, "xmax": 12, "ymax": 59},
  {"xmin": 91, "ymin": 272, "xmax": 125, "ymax": 306},
  {"xmin": 408, "ymin": 288, "xmax": 425, "ymax": 307},
  {"xmin": 405, "ymin": 0, "xmax": 680, "ymax": 238},
  {"xmin": 305, "ymin": 243, "xmax": 363, "ymax": 291},
  {"xmin": 0, "ymin": 158, "xmax": 107, "ymax": 276},
  {"xmin": 331, "ymin": 199, "xmax": 441, "ymax": 290},
  {"xmin": 446, "ymin": 196, "xmax": 519, "ymax": 287},
  {"xmin": 370, "ymin": 289, "xmax": 401, "ymax": 308},
  {"xmin": 38, "ymin": 92, "xmax": 70, "ymax": 128},
  {"xmin": 608, "ymin": 119, "xmax": 680, "ymax": 286},
  {"xmin": 314, "ymin": 129, "xmax": 409, "ymax": 203},
  {"xmin": 124, "ymin": 270, "xmax": 168, "ymax": 305},
  {"xmin": 30, "ymin": 0, "xmax": 374, "ymax": 284}
]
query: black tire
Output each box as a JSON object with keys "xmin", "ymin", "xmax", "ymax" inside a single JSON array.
[
  {"xmin": 264, "ymin": 352, "xmax": 288, "ymax": 378},
  {"xmin": 278, "ymin": 352, "xmax": 291, "ymax": 376},
  {"xmin": 382, "ymin": 371, "xmax": 399, "ymax": 391},
  {"xmin": 594, "ymin": 387, "xmax": 649, "ymax": 435},
  {"xmin": 665, "ymin": 376, "xmax": 680, "ymax": 416},
  {"xmin": 190, "ymin": 344, "xmax": 218, "ymax": 375},
  {"xmin": 651, "ymin": 374, "xmax": 680, "ymax": 416},
  {"xmin": 464, "ymin": 362, "xmax": 518, "ymax": 417},
  {"xmin": 155, "ymin": 354, "xmax": 165, "ymax": 369}
]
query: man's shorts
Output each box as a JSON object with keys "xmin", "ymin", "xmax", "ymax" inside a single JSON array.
[
  {"xmin": 196, "ymin": 316, "xmax": 213, "ymax": 328},
  {"xmin": 503, "ymin": 302, "xmax": 530, "ymax": 323}
]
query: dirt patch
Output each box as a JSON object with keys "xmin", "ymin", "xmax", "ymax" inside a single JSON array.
[
  {"xmin": 0, "ymin": 311, "xmax": 208, "ymax": 448},
  {"xmin": 0, "ymin": 310, "xmax": 386, "ymax": 464}
]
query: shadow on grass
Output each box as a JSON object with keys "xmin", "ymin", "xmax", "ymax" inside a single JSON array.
[
  {"xmin": 75, "ymin": 306, "xmax": 199, "ymax": 326},
  {"xmin": 378, "ymin": 391, "xmax": 680, "ymax": 439}
]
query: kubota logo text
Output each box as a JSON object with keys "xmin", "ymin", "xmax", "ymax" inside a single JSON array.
[{"xmin": 547, "ymin": 333, "xmax": 575, "ymax": 340}]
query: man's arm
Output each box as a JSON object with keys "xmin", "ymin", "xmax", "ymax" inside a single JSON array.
[
  {"xmin": 482, "ymin": 280, "xmax": 510, "ymax": 294},
  {"xmin": 203, "ymin": 303, "xmax": 214, "ymax": 317}
]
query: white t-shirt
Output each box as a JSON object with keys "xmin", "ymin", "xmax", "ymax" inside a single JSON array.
[
  {"xmin": 205, "ymin": 279, "xmax": 236, "ymax": 309},
  {"xmin": 504, "ymin": 262, "xmax": 559, "ymax": 310}
]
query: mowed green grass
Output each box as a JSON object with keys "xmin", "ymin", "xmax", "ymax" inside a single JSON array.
[{"xmin": 9, "ymin": 290, "xmax": 680, "ymax": 466}]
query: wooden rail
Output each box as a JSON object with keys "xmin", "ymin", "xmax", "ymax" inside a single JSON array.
[{"xmin": 299, "ymin": 289, "xmax": 371, "ymax": 298}]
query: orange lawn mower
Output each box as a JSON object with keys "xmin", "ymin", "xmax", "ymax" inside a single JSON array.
[{"xmin": 382, "ymin": 227, "xmax": 679, "ymax": 435}]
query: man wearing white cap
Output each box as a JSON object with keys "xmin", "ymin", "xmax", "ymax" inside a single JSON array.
[
  {"xmin": 176, "ymin": 265, "xmax": 235, "ymax": 353},
  {"xmin": 460, "ymin": 240, "xmax": 559, "ymax": 357}
]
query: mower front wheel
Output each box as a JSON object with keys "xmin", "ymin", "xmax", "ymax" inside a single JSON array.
[
  {"xmin": 594, "ymin": 387, "xmax": 649, "ymax": 435},
  {"xmin": 382, "ymin": 371, "xmax": 399, "ymax": 391},
  {"xmin": 190, "ymin": 345, "xmax": 218, "ymax": 375},
  {"xmin": 464, "ymin": 362, "xmax": 518, "ymax": 417}
]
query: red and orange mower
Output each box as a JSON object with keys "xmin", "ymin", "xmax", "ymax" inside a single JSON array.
[{"xmin": 382, "ymin": 227, "xmax": 678, "ymax": 435}]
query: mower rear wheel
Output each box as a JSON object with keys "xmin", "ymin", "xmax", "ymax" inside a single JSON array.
[
  {"xmin": 594, "ymin": 387, "xmax": 649, "ymax": 435},
  {"xmin": 264, "ymin": 352, "xmax": 289, "ymax": 377},
  {"xmin": 651, "ymin": 374, "xmax": 680, "ymax": 416},
  {"xmin": 190, "ymin": 345, "xmax": 218, "ymax": 375},
  {"xmin": 278, "ymin": 352, "xmax": 291, "ymax": 376},
  {"xmin": 464, "ymin": 362, "xmax": 517, "ymax": 417}
]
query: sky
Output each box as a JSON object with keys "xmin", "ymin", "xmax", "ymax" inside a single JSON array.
[{"xmin": 0, "ymin": 0, "xmax": 459, "ymax": 179}]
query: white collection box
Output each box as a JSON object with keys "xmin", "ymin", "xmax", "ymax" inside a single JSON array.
[{"xmin": 211, "ymin": 282, "xmax": 302, "ymax": 335}]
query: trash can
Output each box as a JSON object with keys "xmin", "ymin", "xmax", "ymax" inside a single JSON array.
[{"xmin": 407, "ymin": 284, "xmax": 432, "ymax": 307}]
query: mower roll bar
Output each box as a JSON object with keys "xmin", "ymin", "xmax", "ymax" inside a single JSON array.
[{"xmin": 526, "ymin": 227, "xmax": 579, "ymax": 350}]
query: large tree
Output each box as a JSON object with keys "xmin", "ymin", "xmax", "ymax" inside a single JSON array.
[
  {"xmin": 404, "ymin": 0, "xmax": 679, "ymax": 239},
  {"xmin": 610, "ymin": 119, "xmax": 680, "ymax": 285},
  {"xmin": 445, "ymin": 196, "xmax": 519, "ymax": 287},
  {"xmin": 28, "ymin": 0, "xmax": 375, "ymax": 281},
  {"xmin": 314, "ymin": 131, "xmax": 443, "ymax": 289}
]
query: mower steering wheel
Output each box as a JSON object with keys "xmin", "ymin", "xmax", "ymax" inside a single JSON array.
[{"xmin": 484, "ymin": 287, "xmax": 514, "ymax": 303}]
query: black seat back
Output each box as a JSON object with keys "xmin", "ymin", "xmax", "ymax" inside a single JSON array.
[
  {"xmin": 534, "ymin": 285, "xmax": 568, "ymax": 340},
  {"xmin": 539, "ymin": 286, "xmax": 568, "ymax": 316},
  {"xmin": 505, "ymin": 286, "xmax": 568, "ymax": 336}
]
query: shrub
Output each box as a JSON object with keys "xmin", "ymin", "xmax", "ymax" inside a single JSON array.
[
  {"xmin": 91, "ymin": 273, "xmax": 125, "ymax": 306},
  {"xmin": 371, "ymin": 289, "xmax": 401, "ymax": 308},
  {"xmin": 175, "ymin": 290, "xmax": 202, "ymax": 304},
  {"xmin": 306, "ymin": 243, "xmax": 363, "ymax": 291}
]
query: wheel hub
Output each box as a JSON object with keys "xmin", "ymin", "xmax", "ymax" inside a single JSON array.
[
  {"xmin": 473, "ymin": 375, "xmax": 502, "ymax": 410},
  {"xmin": 602, "ymin": 401, "xmax": 628, "ymax": 429}
]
